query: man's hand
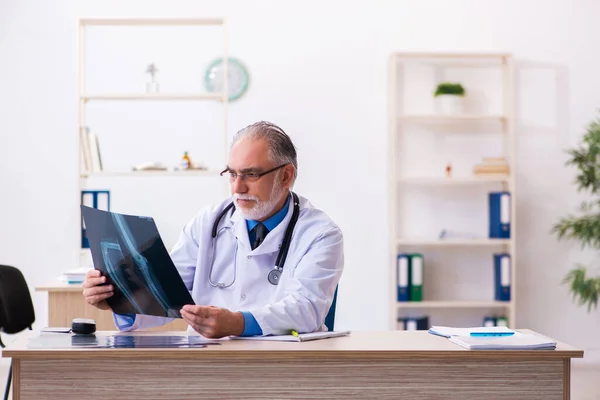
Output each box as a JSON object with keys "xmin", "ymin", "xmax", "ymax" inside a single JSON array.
[
  {"xmin": 180, "ymin": 305, "xmax": 245, "ymax": 338},
  {"xmin": 82, "ymin": 269, "xmax": 113, "ymax": 311}
]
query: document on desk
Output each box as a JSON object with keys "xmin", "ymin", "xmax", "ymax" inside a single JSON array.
[
  {"xmin": 448, "ymin": 332, "xmax": 557, "ymax": 350},
  {"xmin": 428, "ymin": 325, "xmax": 515, "ymax": 338},
  {"xmin": 81, "ymin": 205, "xmax": 195, "ymax": 319},
  {"xmin": 232, "ymin": 331, "xmax": 351, "ymax": 342}
]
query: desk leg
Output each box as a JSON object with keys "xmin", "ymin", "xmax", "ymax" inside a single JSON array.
[
  {"xmin": 564, "ymin": 358, "xmax": 571, "ymax": 400},
  {"xmin": 10, "ymin": 360, "xmax": 19, "ymax": 400}
]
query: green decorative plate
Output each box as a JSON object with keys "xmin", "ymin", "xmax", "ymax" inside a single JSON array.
[{"xmin": 204, "ymin": 57, "xmax": 249, "ymax": 101}]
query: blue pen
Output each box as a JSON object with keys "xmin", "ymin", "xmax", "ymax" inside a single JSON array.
[{"xmin": 470, "ymin": 332, "xmax": 515, "ymax": 337}]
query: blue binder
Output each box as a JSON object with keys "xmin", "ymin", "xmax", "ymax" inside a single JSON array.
[
  {"xmin": 397, "ymin": 253, "xmax": 410, "ymax": 302},
  {"xmin": 81, "ymin": 190, "xmax": 110, "ymax": 248},
  {"xmin": 489, "ymin": 191, "xmax": 511, "ymax": 238},
  {"xmin": 494, "ymin": 253, "xmax": 511, "ymax": 301}
]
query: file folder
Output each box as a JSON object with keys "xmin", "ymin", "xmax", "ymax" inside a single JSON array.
[
  {"xmin": 397, "ymin": 253, "xmax": 410, "ymax": 302},
  {"xmin": 409, "ymin": 253, "xmax": 423, "ymax": 301},
  {"xmin": 81, "ymin": 190, "xmax": 110, "ymax": 248},
  {"xmin": 496, "ymin": 316, "xmax": 508, "ymax": 327},
  {"xmin": 494, "ymin": 253, "xmax": 511, "ymax": 301},
  {"xmin": 489, "ymin": 191, "xmax": 511, "ymax": 238}
]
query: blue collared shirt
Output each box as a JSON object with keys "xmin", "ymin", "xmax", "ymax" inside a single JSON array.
[
  {"xmin": 240, "ymin": 194, "xmax": 290, "ymax": 336},
  {"xmin": 114, "ymin": 194, "xmax": 291, "ymax": 337}
]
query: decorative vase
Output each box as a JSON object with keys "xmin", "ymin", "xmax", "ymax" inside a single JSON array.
[
  {"xmin": 437, "ymin": 94, "xmax": 463, "ymax": 115},
  {"xmin": 145, "ymin": 80, "xmax": 159, "ymax": 93}
]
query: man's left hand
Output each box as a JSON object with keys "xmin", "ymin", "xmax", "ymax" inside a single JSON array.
[{"xmin": 180, "ymin": 305, "xmax": 245, "ymax": 338}]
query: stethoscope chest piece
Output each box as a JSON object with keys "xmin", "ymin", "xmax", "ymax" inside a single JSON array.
[
  {"xmin": 268, "ymin": 268, "xmax": 282, "ymax": 285},
  {"xmin": 209, "ymin": 191, "xmax": 300, "ymax": 288}
]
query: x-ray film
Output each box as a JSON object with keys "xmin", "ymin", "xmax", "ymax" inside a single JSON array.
[{"xmin": 81, "ymin": 205, "xmax": 195, "ymax": 318}]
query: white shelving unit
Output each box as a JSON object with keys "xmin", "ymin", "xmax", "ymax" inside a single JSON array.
[
  {"xmin": 76, "ymin": 17, "xmax": 230, "ymax": 267},
  {"xmin": 388, "ymin": 52, "xmax": 516, "ymax": 329}
]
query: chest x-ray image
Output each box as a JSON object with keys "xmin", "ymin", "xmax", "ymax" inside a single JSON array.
[{"xmin": 81, "ymin": 205, "xmax": 195, "ymax": 318}]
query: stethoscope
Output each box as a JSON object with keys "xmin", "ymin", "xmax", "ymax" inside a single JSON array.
[{"xmin": 208, "ymin": 191, "xmax": 300, "ymax": 288}]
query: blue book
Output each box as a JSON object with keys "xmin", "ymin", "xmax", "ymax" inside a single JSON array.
[
  {"xmin": 494, "ymin": 253, "xmax": 511, "ymax": 301},
  {"xmin": 489, "ymin": 191, "xmax": 511, "ymax": 238}
]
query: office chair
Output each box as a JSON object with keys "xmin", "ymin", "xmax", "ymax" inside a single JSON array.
[
  {"xmin": 324, "ymin": 286, "xmax": 339, "ymax": 331},
  {"xmin": 0, "ymin": 265, "xmax": 35, "ymax": 400}
]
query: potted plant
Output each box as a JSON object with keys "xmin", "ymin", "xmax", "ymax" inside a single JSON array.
[
  {"xmin": 434, "ymin": 82, "xmax": 466, "ymax": 115},
  {"xmin": 551, "ymin": 111, "xmax": 600, "ymax": 311}
]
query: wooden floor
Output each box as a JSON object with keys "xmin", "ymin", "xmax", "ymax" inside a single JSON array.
[{"xmin": 1, "ymin": 339, "xmax": 598, "ymax": 399}]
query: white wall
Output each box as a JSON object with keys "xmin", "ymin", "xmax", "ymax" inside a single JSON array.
[{"xmin": 1, "ymin": 0, "xmax": 599, "ymax": 364}]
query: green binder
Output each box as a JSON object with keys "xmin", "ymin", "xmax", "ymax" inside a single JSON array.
[{"xmin": 409, "ymin": 253, "xmax": 423, "ymax": 301}]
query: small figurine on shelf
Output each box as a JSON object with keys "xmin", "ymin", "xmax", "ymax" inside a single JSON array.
[
  {"xmin": 181, "ymin": 151, "xmax": 192, "ymax": 169},
  {"xmin": 145, "ymin": 63, "xmax": 159, "ymax": 93},
  {"xmin": 445, "ymin": 162, "xmax": 452, "ymax": 178}
]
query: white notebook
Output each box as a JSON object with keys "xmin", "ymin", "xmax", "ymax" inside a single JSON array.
[
  {"xmin": 231, "ymin": 330, "xmax": 350, "ymax": 342},
  {"xmin": 449, "ymin": 332, "xmax": 556, "ymax": 350}
]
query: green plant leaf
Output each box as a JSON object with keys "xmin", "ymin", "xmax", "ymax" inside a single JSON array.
[
  {"xmin": 552, "ymin": 110, "xmax": 600, "ymax": 311},
  {"xmin": 561, "ymin": 266, "xmax": 600, "ymax": 312},
  {"xmin": 434, "ymin": 82, "xmax": 465, "ymax": 97}
]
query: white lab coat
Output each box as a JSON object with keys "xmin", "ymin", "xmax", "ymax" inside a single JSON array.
[{"xmin": 113, "ymin": 192, "xmax": 344, "ymax": 335}]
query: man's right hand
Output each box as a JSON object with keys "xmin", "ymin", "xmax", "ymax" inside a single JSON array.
[{"xmin": 82, "ymin": 269, "xmax": 113, "ymax": 311}]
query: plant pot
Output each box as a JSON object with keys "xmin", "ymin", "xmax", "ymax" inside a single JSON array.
[{"xmin": 437, "ymin": 94, "xmax": 464, "ymax": 115}]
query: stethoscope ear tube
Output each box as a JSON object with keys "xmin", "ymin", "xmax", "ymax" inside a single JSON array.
[
  {"xmin": 274, "ymin": 192, "xmax": 300, "ymax": 271},
  {"xmin": 212, "ymin": 202, "xmax": 235, "ymax": 238}
]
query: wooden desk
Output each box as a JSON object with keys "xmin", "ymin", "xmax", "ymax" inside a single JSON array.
[
  {"xmin": 3, "ymin": 330, "xmax": 583, "ymax": 399},
  {"xmin": 35, "ymin": 283, "xmax": 188, "ymax": 331}
]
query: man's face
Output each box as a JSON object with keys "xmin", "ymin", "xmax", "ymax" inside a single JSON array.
[{"xmin": 227, "ymin": 138, "xmax": 287, "ymax": 220}]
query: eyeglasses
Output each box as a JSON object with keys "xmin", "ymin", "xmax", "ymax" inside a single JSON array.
[{"xmin": 220, "ymin": 163, "xmax": 288, "ymax": 183}]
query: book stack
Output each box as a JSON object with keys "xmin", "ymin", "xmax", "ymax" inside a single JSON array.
[
  {"xmin": 473, "ymin": 157, "xmax": 509, "ymax": 176},
  {"xmin": 80, "ymin": 126, "xmax": 103, "ymax": 173},
  {"xmin": 428, "ymin": 326, "xmax": 557, "ymax": 350}
]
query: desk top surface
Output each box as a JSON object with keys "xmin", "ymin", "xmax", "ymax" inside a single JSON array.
[
  {"xmin": 36, "ymin": 282, "xmax": 83, "ymax": 292},
  {"xmin": 2, "ymin": 330, "xmax": 583, "ymax": 360}
]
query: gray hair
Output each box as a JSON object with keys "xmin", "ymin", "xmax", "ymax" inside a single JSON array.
[{"xmin": 231, "ymin": 121, "xmax": 298, "ymax": 182}]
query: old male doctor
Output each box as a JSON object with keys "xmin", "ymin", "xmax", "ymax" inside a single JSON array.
[{"xmin": 82, "ymin": 121, "xmax": 344, "ymax": 338}]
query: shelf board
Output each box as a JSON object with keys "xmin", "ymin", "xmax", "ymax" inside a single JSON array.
[
  {"xmin": 394, "ymin": 52, "xmax": 510, "ymax": 59},
  {"xmin": 397, "ymin": 301, "xmax": 511, "ymax": 309},
  {"xmin": 398, "ymin": 176, "xmax": 509, "ymax": 185},
  {"xmin": 80, "ymin": 170, "xmax": 221, "ymax": 178},
  {"xmin": 399, "ymin": 114, "xmax": 506, "ymax": 122},
  {"xmin": 397, "ymin": 239, "xmax": 511, "ymax": 246},
  {"xmin": 81, "ymin": 93, "xmax": 223, "ymax": 101},
  {"xmin": 79, "ymin": 18, "xmax": 224, "ymax": 26}
]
